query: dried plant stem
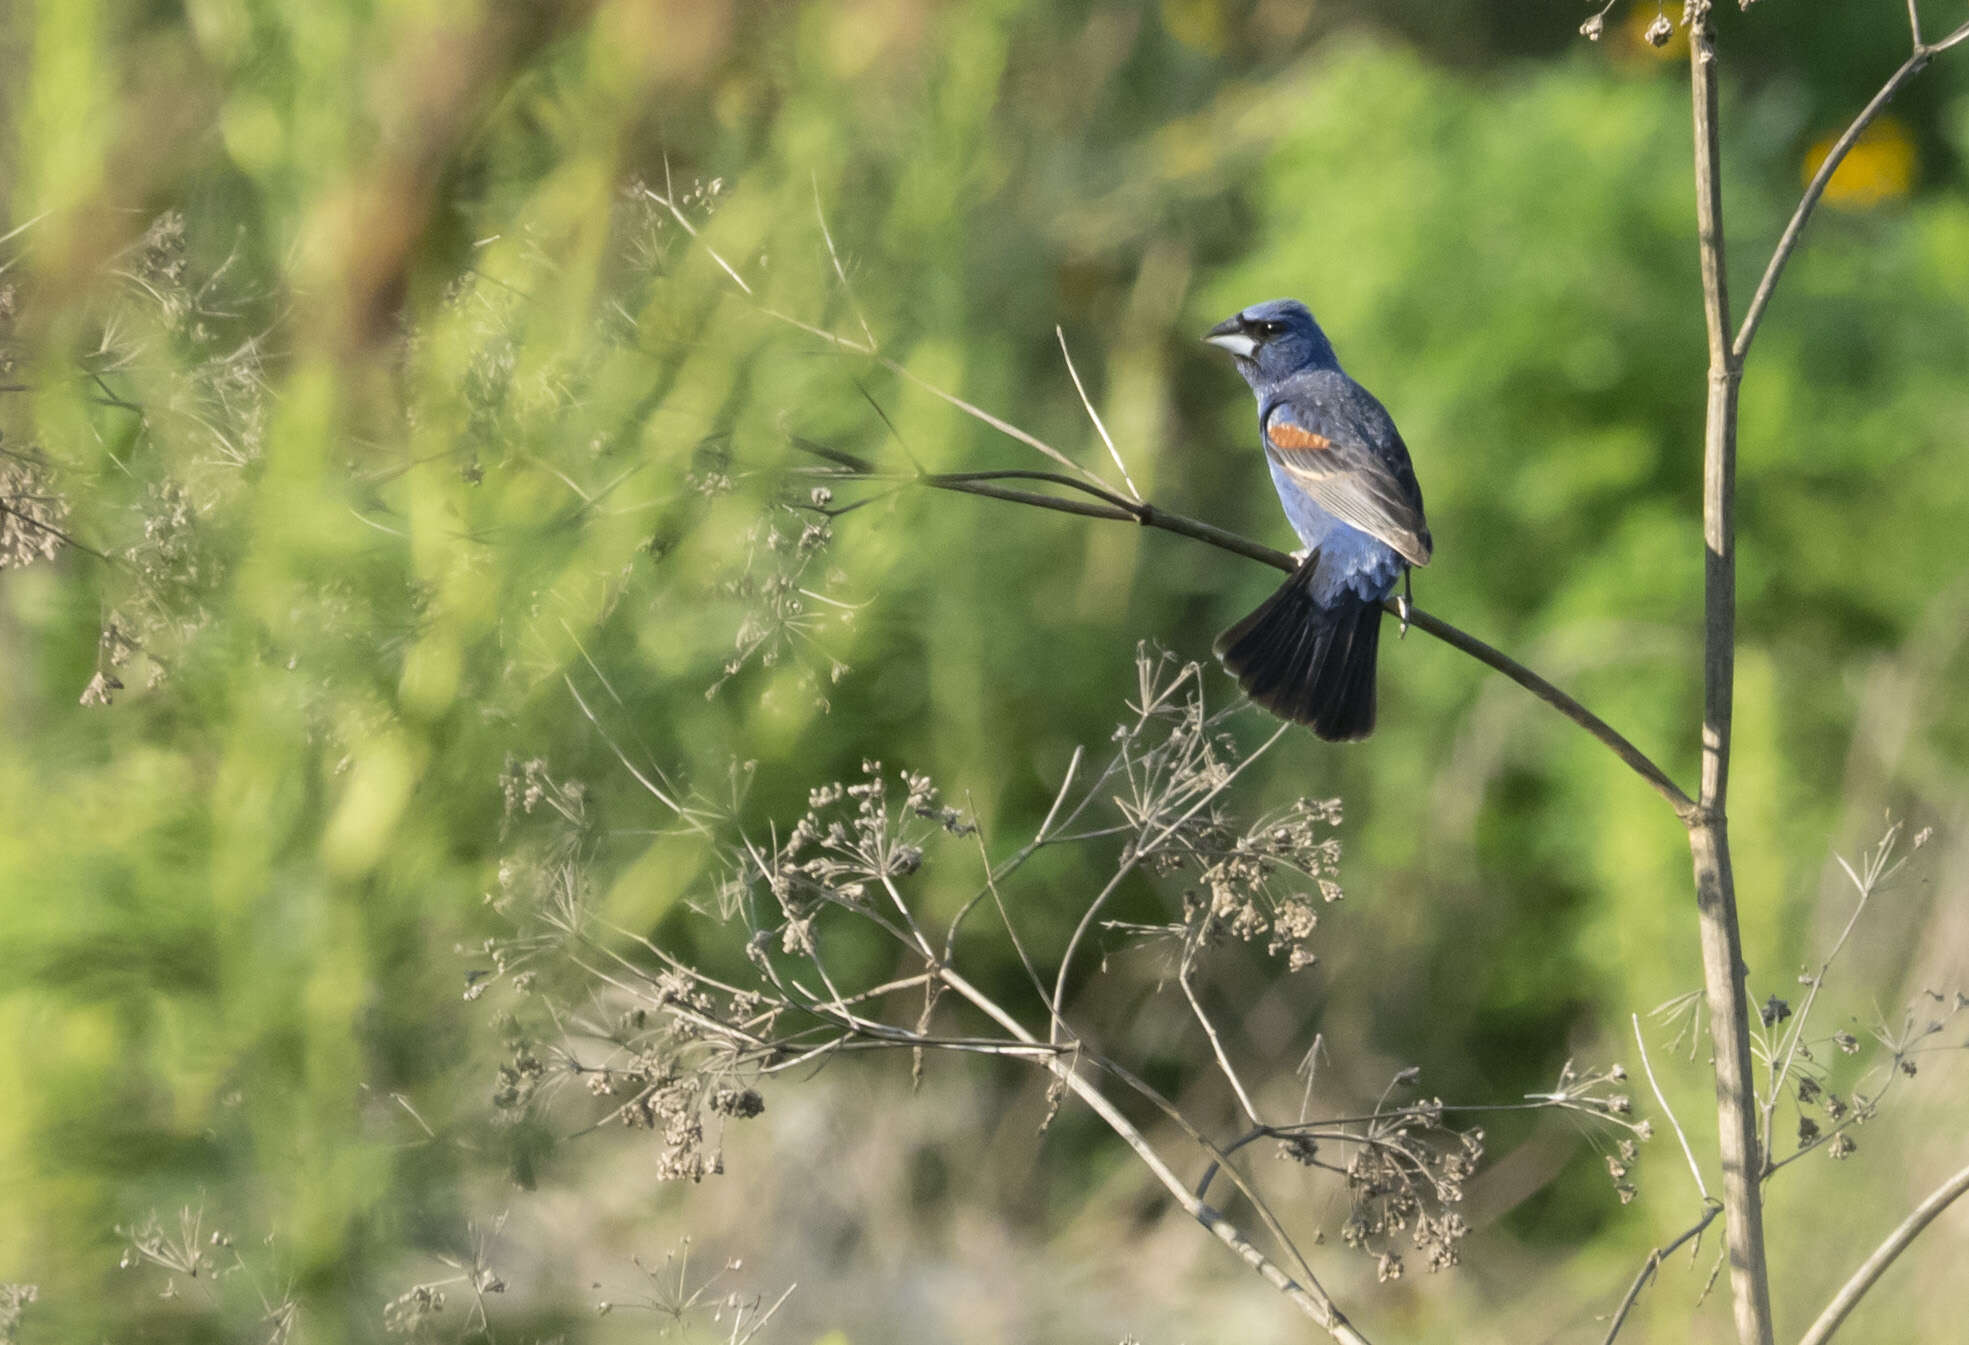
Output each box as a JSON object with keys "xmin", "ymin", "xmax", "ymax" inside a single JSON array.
[
  {"xmin": 1796, "ymin": 1159, "xmax": 1969, "ymax": 1345},
  {"xmin": 1180, "ymin": 955, "xmax": 1264, "ymax": 1126},
  {"xmin": 1048, "ymin": 718, "xmax": 1291, "ymax": 1041},
  {"xmin": 1069, "ymin": 1064, "xmax": 1370, "ymax": 1344},
  {"xmin": 1732, "ymin": 15, "xmax": 1969, "ymax": 362},
  {"xmin": 1757, "ymin": 831, "xmax": 1891, "ymax": 1169},
  {"xmin": 1633, "ymin": 1013, "xmax": 1708, "ymax": 1203},
  {"xmin": 1684, "ymin": 11, "xmax": 1773, "ymax": 1345},
  {"xmin": 1599, "ymin": 1202, "xmax": 1724, "ymax": 1345},
  {"xmin": 928, "ymin": 963, "xmax": 1370, "ymax": 1344},
  {"xmin": 1056, "ymin": 326, "xmax": 1142, "ymax": 501},
  {"xmin": 1685, "ymin": 817, "xmax": 1769, "ymax": 1345},
  {"xmin": 1678, "ymin": 7, "xmax": 1969, "ymax": 1340}
]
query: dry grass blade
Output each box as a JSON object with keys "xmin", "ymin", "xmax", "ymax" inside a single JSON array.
[{"xmin": 1056, "ymin": 325, "xmax": 1141, "ymax": 501}]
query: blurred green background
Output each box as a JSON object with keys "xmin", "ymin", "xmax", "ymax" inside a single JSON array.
[{"xmin": 3, "ymin": 1, "xmax": 1967, "ymax": 1341}]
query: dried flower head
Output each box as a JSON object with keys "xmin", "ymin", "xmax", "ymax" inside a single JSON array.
[
  {"xmin": 382, "ymin": 1284, "xmax": 446, "ymax": 1336},
  {"xmin": 0, "ymin": 456, "xmax": 68, "ymax": 570}
]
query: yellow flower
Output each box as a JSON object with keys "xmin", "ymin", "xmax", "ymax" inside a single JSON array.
[
  {"xmin": 1162, "ymin": 0, "xmax": 1230, "ymax": 54},
  {"xmin": 1803, "ymin": 116, "xmax": 1916, "ymax": 210}
]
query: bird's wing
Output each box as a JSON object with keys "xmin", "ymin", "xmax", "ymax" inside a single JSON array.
[{"xmin": 1263, "ymin": 406, "xmax": 1432, "ymax": 567}]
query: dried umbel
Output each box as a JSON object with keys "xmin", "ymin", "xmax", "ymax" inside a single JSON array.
[
  {"xmin": 703, "ymin": 475, "xmax": 860, "ymax": 711},
  {"xmin": 1322, "ymin": 1099, "xmax": 1485, "ymax": 1275},
  {"xmin": 477, "ymin": 758, "xmax": 780, "ymax": 1187},
  {"xmin": 464, "ymin": 629, "xmax": 1678, "ymax": 1329},
  {"xmin": 1747, "ymin": 823, "xmax": 1967, "ymax": 1168},
  {"xmin": 1067, "ymin": 648, "xmax": 1351, "ymax": 972},
  {"xmin": 0, "ymin": 455, "xmax": 66, "ymax": 570},
  {"xmin": 746, "ymin": 760, "xmax": 973, "ymax": 936},
  {"xmin": 382, "ymin": 1284, "xmax": 447, "ymax": 1336},
  {"xmin": 1176, "ymin": 795, "xmax": 1343, "ymax": 971}
]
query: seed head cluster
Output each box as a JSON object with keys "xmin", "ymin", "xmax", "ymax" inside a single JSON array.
[
  {"xmin": 1317, "ymin": 1095, "xmax": 1484, "ymax": 1277},
  {"xmin": 747, "ymin": 761, "xmax": 974, "ymax": 952}
]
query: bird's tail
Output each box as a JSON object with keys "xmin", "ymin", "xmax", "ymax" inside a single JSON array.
[{"xmin": 1214, "ymin": 556, "xmax": 1382, "ymax": 741}]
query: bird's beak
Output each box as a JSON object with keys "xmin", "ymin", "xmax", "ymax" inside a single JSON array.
[{"xmin": 1202, "ymin": 315, "xmax": 1257, "ymax": 358}]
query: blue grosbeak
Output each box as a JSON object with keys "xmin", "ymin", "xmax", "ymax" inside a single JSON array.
[{"xmin": 1203, "ymin": 299, "xmax": 1431, "ymax": 740}]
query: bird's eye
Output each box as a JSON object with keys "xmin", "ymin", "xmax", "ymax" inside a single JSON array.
[{"xmin": 1254, "ymin": 320, "xmax": 1286, "ymax": 337}]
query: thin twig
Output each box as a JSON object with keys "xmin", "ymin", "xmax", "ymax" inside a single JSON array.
[
  {"xmin": 1050, "ymin": 719, "xmax": 1291, "ymax": 1040},
  {"xmin": 888, "ymin": 357, "xmax": 1111, "ymax": 485},
  {"xmin": 1732, "ymin": 49, "xmax": 1930, "ymax": 362},
  {"xmin": 877, "ymin": 872, "xmax": 941, "ymax": 965},
  {"xmin": 563, "ymin": 675, "xmax": 708, "ymax": 833},
  {"xmin": 1055, "ymin": 326, "xmax": 1141, "ymax": 501},
  {"xmin": 1193, "ymin": 1087, "xmax": 1640, "ymax": 1204},
  {"xmin": 645, "ymin": 175, "xmax": 752, "ymax": 297},
  {"xmin": 1762, "ymin": 1045, "xmax": 1923, "ymax": 1178},
  {"xmin": 1633, "ymin": 1013, "xmax": 1709, "ymax": 1202},
  {"xmin": 852, "ymin": 381, "xmax": 927, "ymax": 475},
  {"xmin": 1758, "ymin": 825, "xmax": 1894, "ymax": 1171},
  {"xmin": 875, "ymin": 463, "xmax": 1699, "ymax": 816},
  {"xmin": 812, "ymin": 175, "xmax": 877, "ymax": 352},
  {"xmin": 1734, "ymin": 14, "xmax": 1969, "ymax": 362},
  {"xmin": 1796, "ymin": 1159, "xmax": 1969, "ymax": 1345},
  {"xmin": 0, "ymin": 210, "xmax": 49, "ymax": 252},
  {"xmin": 1179, "ymin": 952, "xmax": 1264, "ymax": 1126},
  {"xmin": 922, "ymin": 963, "xmax": 1367, "ymax": 1342},
  {"xmin": 0, "ymin": 498, "xmax": 111, "ymax": 561},
  {"xmin": 1598, "ymin": 1202, "xmax": 1724, "ymax": 1345},
  {"xmin": 957, "ymin": 814, "xmax": 1053, "ymax": 1019}
]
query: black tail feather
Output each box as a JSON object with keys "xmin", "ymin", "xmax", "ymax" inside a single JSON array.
[{"xmin": 1214, "ymin": 559, "xmax": 1382, "ymax": 741}]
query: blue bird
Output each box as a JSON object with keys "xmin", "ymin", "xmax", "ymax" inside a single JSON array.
[{"xmin": 1203, "ymin": 299, "xmax": 1431, "ymax": 740}]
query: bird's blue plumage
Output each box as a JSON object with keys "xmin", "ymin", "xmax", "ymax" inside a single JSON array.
[
  {"xmin": 1203, "ymin": 299, "xmax": 1431, "ymax": 739},
  {"xmin": 1262, "ymin": 454, "xmax": 1405, "ymax": 606}
]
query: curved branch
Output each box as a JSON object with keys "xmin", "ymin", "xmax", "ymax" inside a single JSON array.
[
  {"xmin": 1796, "ymin": 1159, "xmax": 1969, "ymax": 1345},
  {"xmin": 1064, "ymin": 1057, "xmax": 1371, "ymax": 1345},
  {"xmin": 1734, "ymin": 17, "xmax": 1969, "ymax": 363},
  {"xmin": 928, "ymin": 964, "xmax": 1371, "ymax": 1344},
  {"xmin": 881, "ymin": 466, "xmax": 1697, "ymax": 817},
  {"xmin": 1600, "ymin": 1202, "xmax": 1725, "ymax": 1345},
  {"xmin": 1395, "ymin": 602, "xmax": 1694, "ymax": 816}
]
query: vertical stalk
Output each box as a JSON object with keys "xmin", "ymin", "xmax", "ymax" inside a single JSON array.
[{"xmin": 1684, "ymin": 10, "xmax": 1774, "ymax": 1345}]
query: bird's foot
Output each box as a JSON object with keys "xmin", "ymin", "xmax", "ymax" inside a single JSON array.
[
  {"xmin": 1396, "ymin": 593, "xmax": 1412, "ymax": 639},
  {"xmin": 1290, "ymin": 548, "xmax": 1311, "ymax": 564}
]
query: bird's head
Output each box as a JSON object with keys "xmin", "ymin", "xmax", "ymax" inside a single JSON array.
[{"xmin": 1202, "ymin": 299, "xmax": 1338, "ymax": 386}]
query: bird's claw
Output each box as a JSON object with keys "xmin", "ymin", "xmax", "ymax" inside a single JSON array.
[
  {"xmin": 1396, "ymin": 593, "xmax": 1411, "ymax": 639},
  {"xmin": 1290, "ymin": 548, "xmax": 1311, "ymax": 564}
]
